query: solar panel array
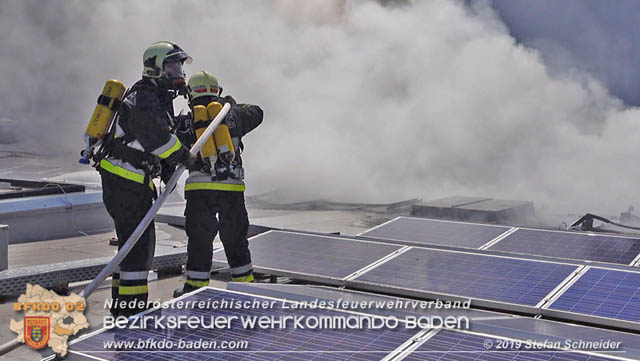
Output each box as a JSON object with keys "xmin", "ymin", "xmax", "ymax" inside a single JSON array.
[
  {"xmin": 230, "ymin": 282, "xmax": 640, "ymax": 359},
  {"xmin": 401, "ymin": 330, "xmax": 614, "ymax": 361},
  {"xmin": 62, "ymin": 216, "xmax": 640, "ymax": 360},
  {"xmin": 549, "ymin": 268, "xmax": 640, "ymax": 323},
  {"xmin": 489, "ymin": 228, "xmax": 640, "ymax": 265},
  {"xmin": 65, "ymin": 288, "xmax": 620, "ymax": 361},
  {"xmin": 352, "ymin": 248, "xmax": 577, "ymax": 307},
  {"xmin": 210, "ymin": 221, "xmax": 640, "ymax": 329},
  {"xmin": 360, "ymin": 217, "xmax": 511, "ymax": 249},
  {"xmin": 356, "ymin": 217, "xmax": 640, "ymax": 328}
]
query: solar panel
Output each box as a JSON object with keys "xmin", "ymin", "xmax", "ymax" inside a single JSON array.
[
  {"xmin": 353, "ymin": 248, "xmax": 578, "ymax": 307},
  {"xmin": 213, "ymin": 230, "xmax": 402, "ymax": 280},
  {"xmin": 360, "ymin": 217, "xmax": 511, "ymax": 249},
  {"xmin": 402, "ymin": 330, "xmax": 615, "ymax": 361},
  {"xmin": 67, "ymin": 288, "xmax": 419, "ymax": 361},
  {"xmin": 549, "ymin": 268, "xmax": 640, "ymax": 323},
  {"xmin": 489, "ymin": 229, "xmax": 640, "ymax": 265}
]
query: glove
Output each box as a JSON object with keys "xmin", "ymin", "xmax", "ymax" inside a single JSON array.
[
  {"xmin": 187, "ymin": 153, "xmax": 198, "ymax": 168},
  {"xmin": 223, "ymin": 95, "xmax": 237, "ymax": 105}
]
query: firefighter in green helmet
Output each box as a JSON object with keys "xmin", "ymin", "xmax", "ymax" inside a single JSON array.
[{"xmin": 98, "ymin": 41, "xmax": 193, "ymax": 316}]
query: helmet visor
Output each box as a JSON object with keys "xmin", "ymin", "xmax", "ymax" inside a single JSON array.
[
  {"xmin": 163, "ymin": 60, "xmax": 184, "ymax": 80},
  {"xmin": 165, "ymin": 43, "xmax": 192, "ymax": 65}
]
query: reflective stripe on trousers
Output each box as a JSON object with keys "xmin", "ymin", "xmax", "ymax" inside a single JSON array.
[
  {"xmin": 186, "ymin": 270, "xmax": 210, "ymax": 279},
  {"xmin": 230, "ymin": 263, "xmax": 253, "ymax": 277},
  {"xmin": 119, "ymin": 285, "xmax": 149, "ymax": 295},
  {"xmin": 120, "ymin": 271, "xmax": 149, "ymax": 280},
  {"xmin": 185, "ymin": 279, "xmax": 210, "ymax": 288},
  {"xmin": 119, "ymin": 271, "xmax": 149, "ymax": 295}
]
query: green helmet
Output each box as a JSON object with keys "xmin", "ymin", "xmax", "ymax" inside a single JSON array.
[
  {"xmin": 142, "ymin": 41, "xmax": 192, "ymax": 79},
  {"xmin": 188, "ymin": 70, "xmax": 222, "ymax": 100}
]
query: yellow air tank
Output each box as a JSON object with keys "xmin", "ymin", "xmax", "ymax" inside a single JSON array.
[
  {"xmin": 80, "ymin": 79, "xmax": 126, "ymax": 164},
  {"xmin": 207, "ymin": 101, "xmax": 235, "ymax": 164},
  {"xmin": 85, "ymin": 80, "xmax": 126, "ymax": 139},
  {"xmin": 193, "ymin": 105, "xmax": 217, "ymax": 161}
]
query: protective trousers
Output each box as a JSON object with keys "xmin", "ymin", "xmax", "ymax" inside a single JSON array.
[
  {"xmin": 100, "ymin": 170, "xmax": 156, "ymax": 317},
  {"xmin": 183, "ymin": 190, "xmax": 253, "ymax": 292}
]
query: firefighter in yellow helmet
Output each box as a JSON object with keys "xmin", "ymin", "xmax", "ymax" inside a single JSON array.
[
  {"xmin": 174, "ymin": 71, "xmax": 263, "ymax": 296},
  {"xmin": 98, "ymin": 41, "xmax": 193, "ymax": 316}
]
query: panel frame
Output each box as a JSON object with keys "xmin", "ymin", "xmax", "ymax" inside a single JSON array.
[
  {"xmin": 347, "ymin": 246, "xmax": 582, "ymax": 316},
  {"xmin": 356, "ymin": 216, "xmax": 402, "ymax": 237},
  {"xmin": 538, "ymin": 265, "xmax": 590, "ymax": 309},
  {"xmin": 344, "ymin": 246, "xmax": 412, "ymax": 281},
  {"xmin": 357, "ymin": 216, "xmax": 516, "ymax": 250},
  {"xmin": 382, "ymin": 328, "xmax": 438, "ymax": 361},
  {"xmin": 632, "ymin": 252, "xmax": 640, "ymax": 267},
  {"xmin": 212, "ymin": 229, "xmax": 404, "ymax": 285},
  {"xmin": 479, "ymin": 227, "xmax": 520, "ymax": 250}
]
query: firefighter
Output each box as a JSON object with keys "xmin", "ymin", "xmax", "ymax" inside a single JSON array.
[
  {"xmin": 99, "ymin": 41, "xmax": 192, "ymax": 316},
  {"xmin": 174, "ymin": 70, "xmax": 263, "ymax": 296}
]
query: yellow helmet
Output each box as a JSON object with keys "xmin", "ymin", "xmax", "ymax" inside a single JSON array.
[{"xmin": 188, "ymin": 70, "xmax": 222, "ymax": 100}]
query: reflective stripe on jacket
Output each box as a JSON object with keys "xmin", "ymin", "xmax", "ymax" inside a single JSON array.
[{"xmin": 100, "ymin": 158, "xmax": 154, "ymax": 189}]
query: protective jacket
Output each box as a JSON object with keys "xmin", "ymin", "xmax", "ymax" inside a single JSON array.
[
  {"xmin": 181, "ymin": 99, "xmax": 263, "ymax": 192},
  {"xmin": 99, "ymin": 79, "xmax": 190, "ymax": 187}
]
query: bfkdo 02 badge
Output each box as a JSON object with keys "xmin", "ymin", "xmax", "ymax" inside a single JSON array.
[{"xmin": 24, "ymin": 316, "xmax": 50, "ymax": 349}]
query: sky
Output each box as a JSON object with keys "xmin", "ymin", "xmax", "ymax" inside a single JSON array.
[
  {"xmin": 491, "ymin": 0, "xmax": 640, "ymax": 106},
  {"xmin": 0, "ymin": 0, "xmax": 639, "ymax": 217}
]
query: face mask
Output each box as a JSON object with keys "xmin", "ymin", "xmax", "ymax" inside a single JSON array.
[
  {"xmin": 161, "ymin": 60, "xmax": 187, "ymax": 91},
  {"xmin": 163, "ymin": 60, "xmax": 184, "ymax": 80}
]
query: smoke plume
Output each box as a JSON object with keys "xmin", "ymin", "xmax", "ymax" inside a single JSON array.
[{"xmin": 1, "ymin": 0, "xmax": 639, "ymax": 216}]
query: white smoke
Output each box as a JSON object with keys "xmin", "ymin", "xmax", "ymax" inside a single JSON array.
[{"xmin": 1, "ymin": 0, "xmax": 639, "ymax": 216}]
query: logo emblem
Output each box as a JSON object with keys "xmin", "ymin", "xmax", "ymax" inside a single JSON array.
[{"xmin": 24, "ymin": 316, "xmax": 50, "ymax": 349}]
